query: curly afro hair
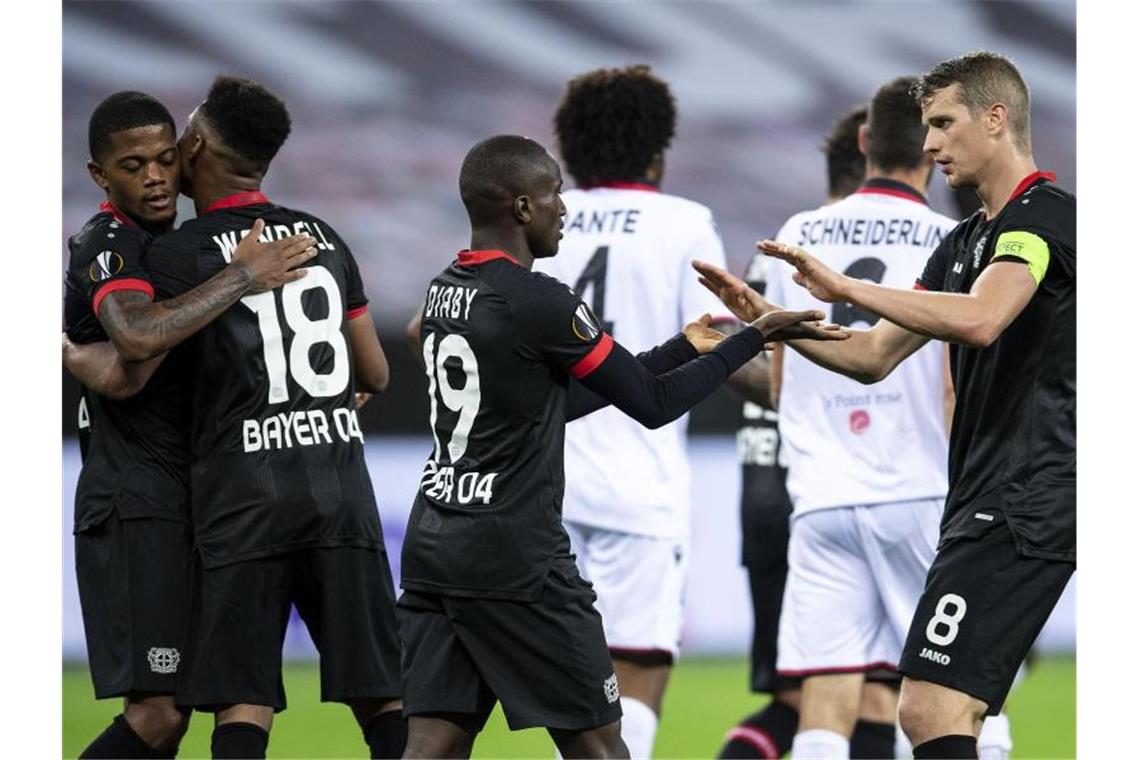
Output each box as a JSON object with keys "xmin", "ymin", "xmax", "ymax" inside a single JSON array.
[
  {"xmin": 554, "ymin": 65, "xmax": 676, "ymax": 187},
  {"xmin": 200, "ymin": 75, "xmax": 291, "ymax": 168}
]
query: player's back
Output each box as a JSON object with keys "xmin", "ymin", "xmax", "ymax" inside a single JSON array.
[
  {"xmin": 64, "ymin": 204, "xmax": 191, "ymax": 532},
  {"xmin": 533, "ymin": 186, "xmax": 729, "ymax": 538},
  {"xmin": 402, "ymin": 249, "xmax": 610, "ymax": 601},
  {"xmin": 143, "ymin": 195, "xmax": 380, "ymax": 568},
  {"xmin": 769, "ymin": 183, "xmax": 957, "ymax": 513}
]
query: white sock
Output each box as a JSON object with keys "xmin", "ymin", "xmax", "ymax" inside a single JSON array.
[
  {"xmin": 791, "ymin": 728, "xmax": 849, "ymax": 759},
  {"xmin": 894, "ymin": 719, "xmax": 912, "ymax": 758},
  {"xmin": 978, "ymin": 713, "xmax": 1012, "ymax": 760},
  {"xmin": 619, "ymin": 697, "xmax": 658, "ymax": 759}
]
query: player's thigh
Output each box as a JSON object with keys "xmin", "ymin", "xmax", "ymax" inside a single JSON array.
[
  {"xmin": 75, "ymin": 514, "xmax": 193, "ymax": 699},
  {"xmin": 447, "ymin": 558, "xmax": 623, "ymax": 732},
  {"xmin": 577, "ymin": 527, "xmax": 688, "ymax": 660},
  {"xmin": 860, "ymin": 499, "xmax": 942, "ymax": 646},
  {"xmin": 778, "ymin": 509, "xmax": 883, "ymax": 674},
  {"xmin": 397, "ymin": 590, "xmax": 497, "ymax": 733},
  {"xmin": 898, "ymin": 517, "xmax": 1073, "ymax": 715},
  {"xmin": 176, "ymin": 555, "xmax": 294, "ymax": 712},
  {"xmin": 292, "ymin": 545, "xmax": 402, "ymax": 703}
]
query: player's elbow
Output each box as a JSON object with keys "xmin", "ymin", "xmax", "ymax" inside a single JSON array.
[
  {"xmin": 957, "ymin": 319, "xmax": 1001, "ymax": 349},
  {"xmin": 111, "ymin": 333, "xmax": 161, "ymax": 363},
  {"xmin": 355, "ymin": 361, "xmax": 390, "ymax": 394}
]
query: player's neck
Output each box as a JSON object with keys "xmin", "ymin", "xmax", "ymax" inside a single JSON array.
[
  {"xmin": 193, "ymin": 172, "xmax": 263, "ymax": 216},
  {"xmin": 469, "ymin": 231, "xmax": 535, "ymax": 269},
  {"xmin": 865, "ymin": 166, "xmax": 930, "ymax": 199},
  {"xmin": 976, "ymin": 151, "xmax": 1037, "ymax": 219}
]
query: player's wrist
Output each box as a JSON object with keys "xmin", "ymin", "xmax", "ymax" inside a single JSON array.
[{"xmin": 228, "ymin": 260, "xmax": 255, "ymax": 290}]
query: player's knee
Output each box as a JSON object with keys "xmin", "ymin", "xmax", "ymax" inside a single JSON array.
[{"xmin": 124, "ymin": 698, "xmax": 189, "ymax": 744}]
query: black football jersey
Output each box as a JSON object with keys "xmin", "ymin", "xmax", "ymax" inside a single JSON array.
[
  {"xmin": 142, "ymin": 192, "xmax": 382, "ymax": 568},
  {"xmin": 735, "ymin": 252, "xmax": 792, "ymax": 565},
  {"xmin": 917, "ymin": 173, "xmax": 1075, "ymax": 561},
  {"xmin": 400, "ymin": 249, "xmax": 612, "ymax": 601},
  {"xmin": 63, "ymin": 202, "xmax": 191, "ymax": 531}
]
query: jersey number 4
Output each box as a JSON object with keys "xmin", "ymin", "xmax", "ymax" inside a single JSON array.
[
  {"xmin": 573, "ymin": 246, "xmax": 616, "ymax": 335},
  {"xmin": 242, "ymin": 265, "xmax": 351, "ymax": 404}
]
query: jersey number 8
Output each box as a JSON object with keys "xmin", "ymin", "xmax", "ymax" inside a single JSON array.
[{"xmin": 242, "ymin": 265, "xmax": 350, "ymax": 404}]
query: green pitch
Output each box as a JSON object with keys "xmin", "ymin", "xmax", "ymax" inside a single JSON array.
[{"xmin": 63, "ymin": 655, "xmax": 1075, "ymax": 758}]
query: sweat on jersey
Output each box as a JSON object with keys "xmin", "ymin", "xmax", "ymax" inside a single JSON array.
[
  {"xmin": 64, "ymin": 202, "xmax": 191, "ymax": 532},
  {"xmin": 533, "ymin": 184, "xmax": 734, "ymax": 539},
  {"xmin": 141, "ymin": 191, "xmax": 383, "ymax": 568},
  {"xmin": 916, "ymin": 172, "xmax": 1075, "ymax": 562},
  {"xmin": 767, "ymin": 179, "xmax": 956, "ymax": 515}
]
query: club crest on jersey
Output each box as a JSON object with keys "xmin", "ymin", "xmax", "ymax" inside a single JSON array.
[
  {"xmin": 972, "ymin": 234, "xmax": 988, "ymax": 270},
  {"xmin": 88, "ymin": 251, "xmax": 124, "ymax": 282},
  {"xmin": 147, "ymin": 647, "xmax": 180, "ymax": 674},
  {"xmin": 603, "ymin": 673, "xmax": 620, "ymax": 703},
  {"xmin": 572, "ymin": 303, "xmax": 601, "ymax": 342}
]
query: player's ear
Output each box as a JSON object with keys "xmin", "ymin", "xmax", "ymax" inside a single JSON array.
[
  {"xmin": 514, "ymin": 195, "xmax": 533, "ymax": 224},
  {"xmin": 986, "ymin": 102, "xmax": 1008, "ymax": 139},
  {"xmin": 182, "ymin": 133, "xmax": 205, "ymax": 165},
  {"xmin": 87, "ymin": 160, "xmax": 109, "ymax": 191},
  {"xmin": 857, "ymin": 123, "xmax": 871, "ymax": 157}
]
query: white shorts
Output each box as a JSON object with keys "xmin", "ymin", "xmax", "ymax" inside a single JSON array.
[
  {"xmin": 564, "ymin": 521, "xmax": 688, "ymax": 661},
  {"xmin": 776, "ymin": 499, "xmax": 941, "ymax": 677}
]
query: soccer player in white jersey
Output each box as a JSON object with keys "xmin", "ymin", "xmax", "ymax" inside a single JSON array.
[
  {"xmin": 763, "ymin": 77, "xmax": 959, "ymax": 760},
  {"xmin": 533, "ymin": 65, "xmax": 737, "ymax": 758}
]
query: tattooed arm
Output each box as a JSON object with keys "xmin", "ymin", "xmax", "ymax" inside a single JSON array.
[
  {"xmin": 63, "ymin": 333, "xmax": 165, "ymax": 400},
  {"xmin": 99, "ymin": 219, "xmax": 316, "ymax": 362}
]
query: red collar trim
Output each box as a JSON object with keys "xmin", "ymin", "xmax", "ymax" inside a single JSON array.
[
  {"xmin": 456, "ymin": 249, "xmax": 521, "ymax": 266},
  {"xmin": 855, "ymin": 179, "xmax": 927, "ymax": 206},
  {"xmin": 202, "ymin": 191, "xmax": 271, "ymax": 215},
  {"xmin": 98, "ymin": 201, "xmax": 140, "ymax": 228},
  {"xmin": 1008, "ymin": 171, "xmax": 1056, "ymax": 202},
  {"xmin": 584, "ymin": 181, "xmax": 660, "ymax": 192}
]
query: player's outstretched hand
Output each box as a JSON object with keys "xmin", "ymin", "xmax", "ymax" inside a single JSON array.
[
  {"xmin": 233, "ymin": 219, "xmax": 318, "ymax": 293},
  {"xmin": 757, "ymin": 240, "xmax": 848, "ymax": 304},
  {"xmin": 692, "ymin": 259, "xmax": 773, "ymax": 322},
  {"xmin": 682, "ymin": 314, "xmax": 726, "ymax": 354},
  {"xmin": 751, "ymin": 309, "xmax": 849, "ymax": 344}
]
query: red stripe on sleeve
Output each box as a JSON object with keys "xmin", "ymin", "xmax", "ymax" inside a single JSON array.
[
  {"xmin": 346, "ymin": 305, "xmax": 369, "ymax": 320},
  {"xmin": 569, "ymin": 332, "xmax": 614, "ymax": 380},
  {"xmin": 93, "ymin": 278, "xmax": 155, "ymax": 317}
]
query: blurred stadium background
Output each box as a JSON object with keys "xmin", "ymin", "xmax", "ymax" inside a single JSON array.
[{"xmin": 62, "ymin": 1, "xmax": 1075, "ymax": 756}]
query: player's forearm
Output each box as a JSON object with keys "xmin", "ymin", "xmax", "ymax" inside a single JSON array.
[
  {"xmin": 63, "ymin": 337, "xmax": 163, "ymax": 399},
  {"xmin": 99, "ymin": 264, "xmax": 254, "ymax": 361},
  {"xmin": 566, "ymin": 333, "xmax": 697, "ymax": 420},
  {"xmin": 840, "ymin": 278, "xmax": 995, "ymax": 347},
  {"xmin": 784, "ymin": 328, "xmax": 890, "ymax": 385}
]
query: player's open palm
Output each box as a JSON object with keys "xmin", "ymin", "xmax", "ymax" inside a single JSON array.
[
  {"xmin": 233, "ymin": 218, "xmax": 318, "ymax": 293},
  {"xmin": 691, "ymin": 259, "xmax": 773, "ymax": 322},
  {"xmin": 751, "ymin": 308, "xmax": 849, "ymax": 343},
  {"xmin": 682, "ymin": 314, "xmax": 726, "ymax": 354},
  {"xmin": 757, "ymin": 240, "xmax": 847, "ymax": 304}
]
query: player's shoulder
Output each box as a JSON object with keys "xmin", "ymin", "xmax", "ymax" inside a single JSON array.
[
  {"xmin": 774, "ymin": 203, "xmax": 830, "ymax": 241},
  {"xmin": 1000, "ymin": 181, "xmax": 1075, "ymax": 245},
  {"xmin": 647, "ymin": 190, "xmax": 716, "ymax": 222},
  {"xmin": 69, "ymin": 209, "xmax": 149, "ymax": 263}
]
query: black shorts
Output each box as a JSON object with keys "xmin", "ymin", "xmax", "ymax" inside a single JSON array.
[
  {"xmin": 740, "ymin": 479, "xmax": 792, "ymax": 694},
  {"xmin": 75, "ymin": 513, "xmax": 193, "ymax": 699},
  {"xmin": 177, "ymin": 545, "xmax": 402, "ymax": 712},
  {"xmin": 398, "ymin": 557, "xmax": 623, "ymax": 732},
  {"xmin": 899, "ymin": 512, "xmax": 1073, "ymax": 714}
]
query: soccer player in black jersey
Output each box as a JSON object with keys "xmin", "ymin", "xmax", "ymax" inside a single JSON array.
[
  {"xmin": 63, "ymin": 91, "xmax": 315, "ymax": 759},
  {"xmin": 121, "ymin": 76, "xmax": 403, "ymax": 760},
  {"xmin": 398, "ymin": 134, "xmax": 847, "ymax": 759},
  {"xmin": 719, "ymin": 104, "xmax": 869, "ymax": 760},
  {"xmin": 696, "ymin": 52, "xmax": 1074, "ymax": 760}
]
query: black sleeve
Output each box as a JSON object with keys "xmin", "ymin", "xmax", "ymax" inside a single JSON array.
[
  {"xmin": 73, "ymin": 224, "xmax": 154, "ymax": 317},
  {"xmin": 916, "ymin": 232, "xmax": 954, "ymax": 292},
  {"xmin": 573, "ymin": 327, "xmax": 765, "ymax": 430},
  {"xmin": 340, "ymin": 236, "xmax": 369, "ymax": 316},
  {"xmin": 142, "ymin": 232, "xmax": 201, "ymax": 300},
  {"xmin": 567, "ymin": 333, "xmax": 697, "ymax": 420},
  {"xmin": 515, "ymin": 273, "xmax": 610, "ymax": 373}
]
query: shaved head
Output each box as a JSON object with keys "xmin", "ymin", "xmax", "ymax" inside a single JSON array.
[{"xmin": 459, "ymin": 135, "xmax": 558, "ymax": 224}]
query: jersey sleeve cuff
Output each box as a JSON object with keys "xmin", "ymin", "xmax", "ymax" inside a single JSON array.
[
  {"xmin": 569, "ymin": 333, "xmax": 614, "ymax": 380},
  {"xmin": 92, "ymin": 278, "xmax": 155, "ymax": 317},
  {"xmin": 346, "ymin": 304, "xmax": 369, "ymax": 320}
]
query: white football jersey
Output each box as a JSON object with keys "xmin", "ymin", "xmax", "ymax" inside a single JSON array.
[
  {"xmin": 534, "ymin": 185, "xmax": 734, "ymax": 538},
  {"xmin": 767, "ymin": 182, "xmax": 957, "ymax": 514}
]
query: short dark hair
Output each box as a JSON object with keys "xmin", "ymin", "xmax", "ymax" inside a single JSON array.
[
  {"xmin": 866, "ymin": 77, "xmax": 927, "ymax": 173},
  {"xmin": 554, "ymin": 65, "xmax": 676, "ymax": 187},
  {"xmin": 821, "ymin": 105, "xmax": 868, "ymax": 199},
  {"xmin": 199, "ymin": 75, "xmax": 292, "ymax": 168},
  {"xmin": 88, "ymin": 91, "xmax": 175, "ymax": 162},
  {"xmin": 459, "ymin": 135, "xmax": 555, "ymax": 222},
  {"xmin": 912, "ymin": 51, "xmax": 1031, "ymax": 153}
]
